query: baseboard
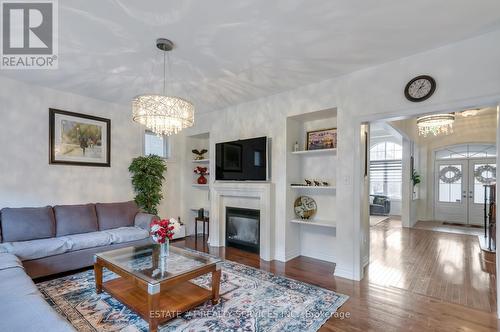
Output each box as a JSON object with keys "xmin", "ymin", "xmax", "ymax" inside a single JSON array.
[
  {"xmin": 284, "ymin": 248, "xmax": 300, "ymax": 261},
  {"xmin": 333, "ymin": 265, "xmax": 358, "ymax": 280},
  {"xmin": 300, "ymin": 250, "xmax": 335, "ymax": 263}
]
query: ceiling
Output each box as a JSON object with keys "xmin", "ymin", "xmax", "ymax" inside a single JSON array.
[{"xmin": 2, "ymin": 0, "xmax": 500, "ymax": 113}]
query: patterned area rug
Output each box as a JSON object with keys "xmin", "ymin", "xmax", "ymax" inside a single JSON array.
[{"xmin": 37, "ymin": 259, "xmax": 348, "ymax": 332}]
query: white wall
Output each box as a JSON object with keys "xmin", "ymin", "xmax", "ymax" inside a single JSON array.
[
  {"xmin": 0, "ymin": 77, "xmax": 145, "ymax": 210},
  {"xmin": 179, "ymin": 29, "xmax": 500, "ymax": 280}
]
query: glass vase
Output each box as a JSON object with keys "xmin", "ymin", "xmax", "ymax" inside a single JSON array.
[{"xmin": 160, "ymin": 239, "xmax": 169, "ymax": 258}]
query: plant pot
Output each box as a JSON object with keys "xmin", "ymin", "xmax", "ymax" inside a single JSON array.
[{"xmin": 197, "ymin": 174, "xmax": 207, "ymax": 184}]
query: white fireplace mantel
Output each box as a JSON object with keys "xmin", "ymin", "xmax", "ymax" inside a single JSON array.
[{"xmin": 209, "ymin": 181, "xmax": 273, "ymax": 261}]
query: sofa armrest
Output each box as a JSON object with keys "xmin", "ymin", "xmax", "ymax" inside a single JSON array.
[{"xmin": 134, "ymin": 213, "xmax": 157, "ymax": 231}]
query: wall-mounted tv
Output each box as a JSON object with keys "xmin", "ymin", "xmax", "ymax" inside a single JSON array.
[{"xmin": 216, "ymin": 136, "xmax": 269, "ymax": 181}]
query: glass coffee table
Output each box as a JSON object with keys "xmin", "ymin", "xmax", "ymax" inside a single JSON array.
[{"xmin": 94, "ymin": 244, "xmax": 222, "ymax": 332}]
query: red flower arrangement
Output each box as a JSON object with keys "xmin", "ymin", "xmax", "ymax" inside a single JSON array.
[
  {"xmin": 194, "ymin": 166, "xmax": 209, "ymax": 185},
  {"xmin": 150, "ymin": 218, "xmax": 176, "ymax": 244},
  {"xmin": 194, "ymin": 166, "xmax": 209, "ymax": 176}
]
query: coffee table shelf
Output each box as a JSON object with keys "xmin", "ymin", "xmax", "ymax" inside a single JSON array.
[{"xmin": 103, "ymin": 277, "xmax": 212, "ymax": 322}]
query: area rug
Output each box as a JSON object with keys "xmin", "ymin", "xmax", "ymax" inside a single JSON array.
[{"xmin": 37, "ymin": 259, "xmax": 348, "ymax": 332}]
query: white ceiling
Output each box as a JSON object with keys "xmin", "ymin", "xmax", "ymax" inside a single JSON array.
[{"xmin": 2, "ymin": 0, "xmax": 500, "ymax": 113}]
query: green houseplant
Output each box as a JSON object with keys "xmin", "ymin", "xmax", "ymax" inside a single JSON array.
[
  {"xmin": 129, "ymin": 155, "xmax": 167, "ymax": 215},
  {"xmin": 411, "ymin": 170, "xmax": 421, "ymax": 187}
]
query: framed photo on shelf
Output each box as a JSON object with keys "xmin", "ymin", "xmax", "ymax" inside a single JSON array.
[
  {"xmin": 49, "ymin": 108, "xmax": 111, "ymax": 167},
  {"xmin": 306, "ymin": 128, "xmax": 337, "ymax": 150}
]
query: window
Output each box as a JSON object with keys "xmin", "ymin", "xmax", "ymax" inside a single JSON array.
[
  {"xmin": 370, "ymin": 141, "xmax": 402, "ymax": 199},
  {"xmin": 435, "ymin": 144, "xmax": 496, "ymax": 160},
  {"xmin": 144, "ymin": 131, "xmax": 170, "ymax": 158}
]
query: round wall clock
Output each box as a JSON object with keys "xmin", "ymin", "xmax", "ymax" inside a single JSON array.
[{"xmin": 404, "ymin": 75, "xmax": 436, "ymax": 102}]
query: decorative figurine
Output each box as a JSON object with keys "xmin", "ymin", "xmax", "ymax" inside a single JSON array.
[{"xmin": 192, "ymin": 149, "xmax": 208, "ymax": 160}]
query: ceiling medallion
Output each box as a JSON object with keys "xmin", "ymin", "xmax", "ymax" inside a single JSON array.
[
  {"xmin": 132, "ymin": 38, "xmax": 194, "ymax": 136},
  {"xmin": 416, "ymin": 113, "xmax": 455, "ymax": 137}
]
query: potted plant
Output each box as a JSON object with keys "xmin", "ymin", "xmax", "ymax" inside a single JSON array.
[
  {"xmin": 129, "ymin": 155, "xmax": 167, "ymax": 215},
  {"xmin": 412, "ymin": 170, "xmax": 421, "ymax": 187}
]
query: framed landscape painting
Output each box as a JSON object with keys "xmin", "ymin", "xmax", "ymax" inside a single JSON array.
[
  {"xmin": 306, "ymin": 128, "xmax": 337, "ymax": 150},
  {"xmin": 49, "ymin": 109, "xmax": 111, "ymax": 167}
]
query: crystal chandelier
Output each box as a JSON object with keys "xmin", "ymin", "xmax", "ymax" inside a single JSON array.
[
  {"xmin": 132, "ymin": 38, "xmax": 194, "ymax": 136},
  {"xmin": 416, "ymin": 113, "xmax": 455, "ymax": 137}
]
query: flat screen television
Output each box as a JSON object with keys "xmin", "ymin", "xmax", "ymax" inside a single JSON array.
[{"xmin": 216, "ymin": 136, "xmax": 269, "ymax": 181}]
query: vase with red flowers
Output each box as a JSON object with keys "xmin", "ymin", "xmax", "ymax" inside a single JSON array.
[
  {"xmin": 194, "ymin": 166, "xmax": 209, "ymax": 185},
  {"xmin": 150, "ymin": 218, "xmax": 177, "ymax": 258}
]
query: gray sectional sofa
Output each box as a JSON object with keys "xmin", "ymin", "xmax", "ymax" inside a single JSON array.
[{"xmin": 0, "ymin": 201, "xmax": 156, "ymax": 332}]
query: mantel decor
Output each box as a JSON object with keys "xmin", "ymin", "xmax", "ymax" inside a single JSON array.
[{"xmin": 49, "ymin": 108, "xmax": 111, "ymax": 167}]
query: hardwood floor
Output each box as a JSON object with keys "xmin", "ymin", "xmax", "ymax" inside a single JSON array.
[{"xmin": 173, "ymin": 222, "xmax": 499, "ymax": 332}]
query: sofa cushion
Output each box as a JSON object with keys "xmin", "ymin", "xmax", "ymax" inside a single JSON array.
[
  {"xmin": 134, "ymin": 212, "xmax": 157, "ymax": 231},
  {"xmin": 104, "ymin": 226, "xmax": 149, "ymax": 244},
  {"xmin": 0, "ymin": 253, "xmax": 22, "ymax": 270},
  {"xmin": 54, "ymin": 204, "xmax": 98, "ymax": 237},
  {"xmin": 0, "ymin": 293, "xmax": 75, "ymax": 332},
  {"xmin": 60, "ymin": 231, "xmax": 111, "ymax": 252},
  {"xmin": 0, "ymin": 237, "xmax": 70, "ymax": 261},
  {"xmin": 0, "ymin": 265, "xmax": 38, "ymax": 298},
  {"xmin": 0, "ymin": 206, "xmax": 55, "ymax": 242},
  {"xmin": 96, "ymin": 201, "xmax": 139, "ymax": 231}
]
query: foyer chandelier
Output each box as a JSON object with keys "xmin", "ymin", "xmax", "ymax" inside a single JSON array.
[
  {"xmin": 132, "ymin": 38, "xmax": 194, "ymax": 136},
  {"xmin": 416, "ymin": 113, "xmax": 455, "ymax": 137}
]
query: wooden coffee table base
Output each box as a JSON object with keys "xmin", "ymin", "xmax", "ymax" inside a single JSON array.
[
  {"xmin": 94, "ymin": 261, "xmax": 222, "ymax": 332},
  {"xmin": 104, "ymin": 278, "xmax": 213, "ymax": 330}
]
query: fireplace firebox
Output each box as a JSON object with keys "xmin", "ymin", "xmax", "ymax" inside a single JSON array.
[{"xmin": 225, "ymin": 207, "xmax": 260, "ymax": 253}]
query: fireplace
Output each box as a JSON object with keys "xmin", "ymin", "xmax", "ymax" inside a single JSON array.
[{"xmin": 225, "ymin": 207, "xmax": 260, "ymax": 253}]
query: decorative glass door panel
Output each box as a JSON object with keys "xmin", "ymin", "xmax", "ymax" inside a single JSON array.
[
  {"xmin": 435, "ymin": 158, "xmax": 496, "ymax": 225},
  {"xmin": 468, "ymin": 159, "xmax": 496, "ymax": 225},
  {"xmin": 435, "ymin": 160, "xmax": 467, "ymax": 224}
]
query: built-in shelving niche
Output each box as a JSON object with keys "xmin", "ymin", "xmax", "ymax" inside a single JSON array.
[
  {"xmin": 184, "ymin": 132, "xmax": 210, "ymax": 237},
  {"xmin": 285, "ymin": 108, "xmax": 337, "ymax": 263}
]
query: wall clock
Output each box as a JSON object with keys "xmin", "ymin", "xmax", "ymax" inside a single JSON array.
[{"xmin": 404, "ymin": 75, "xmax": 436, "ymax": 102}]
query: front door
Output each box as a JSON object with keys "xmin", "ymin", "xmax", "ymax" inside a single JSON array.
[
  {"xmin": 468, "ymin": 158, "xmax": 496, "ymax": 225},
  {"xmin": 435, "ymin": 158, "xmax": 496, "ymax": 225}
]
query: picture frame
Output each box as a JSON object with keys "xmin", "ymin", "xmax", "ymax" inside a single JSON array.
[
  {"xmin": 49, "ymin": 108, "xmax": 111, "ymax": 167},
  {"xmin": 306, "ymin": 128, "xmax": 337, "ymax": 150}
]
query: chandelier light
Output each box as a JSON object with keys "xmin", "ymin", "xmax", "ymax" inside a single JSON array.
[
  {"xmin": 416, "ymin": 113, "xmax": 455, "ymax": 137},
  {"xmin": 132, "ymin": 38, "xmax": 194, "ymax": 136}
]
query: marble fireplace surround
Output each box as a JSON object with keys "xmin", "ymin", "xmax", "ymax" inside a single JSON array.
[{"xmin": 210, "ymin": 181, "xmax": 272, "ymax": 261}]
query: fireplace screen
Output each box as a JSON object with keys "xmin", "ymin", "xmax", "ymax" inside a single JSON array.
[{"xmin": 226, "ymin": 207, "xmax": 260, "ymax": 253}]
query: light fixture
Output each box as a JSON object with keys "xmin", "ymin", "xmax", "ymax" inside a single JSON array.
[
  {"xmin": 460, "ymin": 109, "xmax": 479, "ymax": 117},
  {"xmin": 416, "ymin": 113, "xmax": 455, "ymax": 137},
  {"xmin": 132, "ymin": 38, "xmax": 194, "ymax": 136}
]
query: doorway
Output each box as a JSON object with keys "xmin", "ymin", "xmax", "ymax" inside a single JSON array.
[{"xmin": 434, "ymin": 144, "xmax": 496, "ymax": 225}]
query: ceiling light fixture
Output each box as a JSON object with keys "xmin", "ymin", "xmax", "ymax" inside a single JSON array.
[
  {"xmin": 132, "ymin": 38, "xmax": 194, "ymax": 136},
  {"xmin": 416, "ymin": 113, "xmax": 455, "ymax": 137}
]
